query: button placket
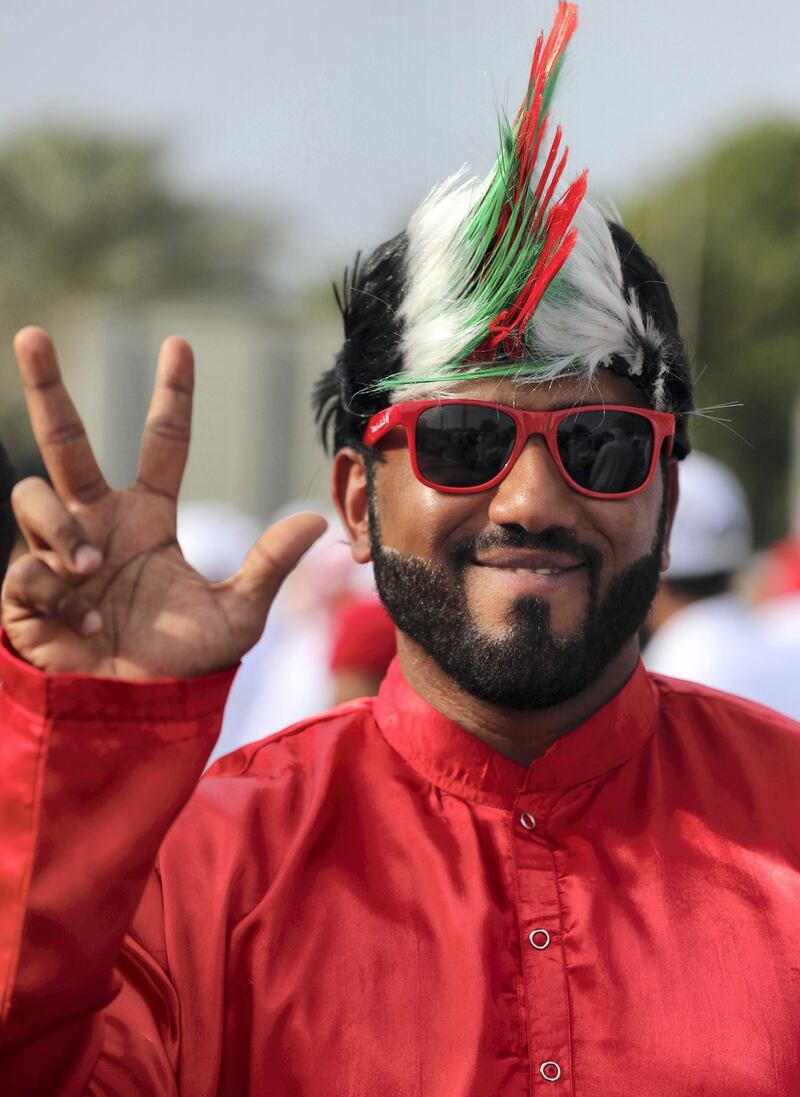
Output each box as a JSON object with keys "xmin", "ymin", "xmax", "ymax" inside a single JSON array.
[{"xmin": 512, "ymin": 800, "xmax": 572, "ymax": 1091}]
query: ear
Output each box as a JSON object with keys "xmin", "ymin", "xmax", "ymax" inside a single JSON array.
[
  {"xmin": 660, "ymin": 458, "xmax": 680, "ymax": 573},
  {"xmin": 332, "ymin": 448, "xmax": 373, "ymax": 564}
]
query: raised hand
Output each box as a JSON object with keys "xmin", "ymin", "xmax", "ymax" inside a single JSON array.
[{"xmin": 2, "ymin": 328, "xmax": 327, "ymax": 679}]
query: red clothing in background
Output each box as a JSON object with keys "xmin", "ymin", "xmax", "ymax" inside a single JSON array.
[
  {"xmin": 328, "ymin": 596, "xmax": 396, "ymax": 676},
  {"xmin": 755, "ymin": 536, "xmax": 800, "ymax": 602},
  {"xmin": 1, "ymin": 642, "xmax": 800, "ymax": 1095}
]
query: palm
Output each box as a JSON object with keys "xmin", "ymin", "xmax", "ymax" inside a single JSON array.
[
  {"xmin": 16, "ymin": 491, "xmax": 245, "ymax": 678},
  {"xmin": 4, "ymin": 329, "xmax": 326, "ymax": 679}
]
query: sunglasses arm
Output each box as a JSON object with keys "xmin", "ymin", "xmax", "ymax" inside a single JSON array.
[
  {"xmin": 661, "ymin": 419, "xmax": 676, "ymax": 459},
  {"xmin": 363, "ymin": 406, "xmax": 404, "ymax": 448}
]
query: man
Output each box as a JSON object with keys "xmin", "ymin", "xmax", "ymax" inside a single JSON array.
[
  {"xmin": 644, "ymin": 450, "xmax": 799, "ymax": 718},
  {"xmin": 1, "ymin": 5, "xmax": 799, "ymax": 1095}
]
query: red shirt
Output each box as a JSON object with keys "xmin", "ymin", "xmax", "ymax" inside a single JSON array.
[{"xmin": 1, "ymin": 643, "xmax": 800, "ymax": 1095}]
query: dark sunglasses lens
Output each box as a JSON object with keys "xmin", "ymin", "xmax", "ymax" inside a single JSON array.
[
  {"xmin": 415, "ymin": 405, "xmax": 517, "ymax": 488},
  {"xmin": 556, "ymin": 410, "xmax": 655, "ymax": 494}
]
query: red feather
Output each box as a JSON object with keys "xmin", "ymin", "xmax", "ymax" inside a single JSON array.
[{"xmin": 474, "ymin": 2, "xmax": 584, "ymax": 364}]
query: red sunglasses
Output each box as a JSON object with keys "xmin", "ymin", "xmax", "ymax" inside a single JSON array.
[{"xmin": 363, "ymin": 400, "xmax": 676, "ymax": 499}]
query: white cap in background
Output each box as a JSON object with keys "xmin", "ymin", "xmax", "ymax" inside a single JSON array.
[{"xmin": 667, "ymin": 452, "xmax": 752, "ymax": 579}]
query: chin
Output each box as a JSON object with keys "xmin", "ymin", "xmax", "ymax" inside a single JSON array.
[{"xmin": 476, "ymin": 597, "xmax": 585, "ymax": 645}]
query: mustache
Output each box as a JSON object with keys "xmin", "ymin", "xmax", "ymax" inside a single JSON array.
[{"xmin": 449, "ymin": 525, "xmax": 602, "ymax": 571}]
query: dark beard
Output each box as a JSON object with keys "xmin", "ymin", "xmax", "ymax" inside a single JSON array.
[{"xmin": 369, "ymin": 482, "xmax": 666, "ymax": 711}]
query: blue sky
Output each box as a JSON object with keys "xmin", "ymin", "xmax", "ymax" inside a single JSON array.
[{"xmin": 2, "ymin": 0, "xmax": 798, "ymax": 281}]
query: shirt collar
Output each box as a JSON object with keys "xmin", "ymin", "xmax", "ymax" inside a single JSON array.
[{"xmin": 373, "ymin": 658, "xmax": 659, "ymax": 808}]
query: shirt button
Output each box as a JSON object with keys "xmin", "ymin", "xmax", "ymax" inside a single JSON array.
[
  {"xmin": 519, "ymin": 811, "xmax": 537, "ymax": 831},
  {"xmin": 529, "ymin": 928, "xmax": 550, "ymax": 950},
  {"xmin": 540, "ymin": 1061, "xmax": 562, "ymax": 1082}
]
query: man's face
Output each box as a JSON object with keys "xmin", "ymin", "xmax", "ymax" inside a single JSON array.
[{"xmin": 359, "ymin": 371, "xmax": 675, "ymax": 709}]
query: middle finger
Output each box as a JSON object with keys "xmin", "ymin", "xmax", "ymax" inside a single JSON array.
[{"xmin": 135, "ymin": 336, "xmax": 195, "ymax": 501}]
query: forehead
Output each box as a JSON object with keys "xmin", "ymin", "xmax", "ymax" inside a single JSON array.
[{"xmin": 433, "ymin": 369, "xmax": 650, "ymax": 412}]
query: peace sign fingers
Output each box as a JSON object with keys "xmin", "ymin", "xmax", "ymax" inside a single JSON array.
[
  {"xmin": 14, "ymin": 327, "xmax": 109, "ymax": 505},
  {"xmin": 135, "ymin": 336, "xmax": 195, "ymax": 501}
]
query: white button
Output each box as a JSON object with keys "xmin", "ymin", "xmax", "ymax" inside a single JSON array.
[
  {"xmin": 529, "ymin": 928, "xmax": 550, "ymax": 950},
  {"xmin": 519, "ymin": 812, "xmax": 536, "ymax": 830},
  {"xmin": 540, "ymin": 1061, "xmax": 561, "ymax": 1082}
]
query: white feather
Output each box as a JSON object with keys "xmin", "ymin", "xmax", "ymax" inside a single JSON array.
[
  {"xmin": 395, "ymin": 185, "xmax": 670, "ymax": 406},
  {"xmin": 525, "ymin": 203, "xmax": 640, "ymax": 377},
  {"xmin": 396, "ymin": 169, "xmax": 485, "ymax": 395}
]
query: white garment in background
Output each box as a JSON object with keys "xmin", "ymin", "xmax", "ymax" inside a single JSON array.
[
  {"xmin": 644, "ymin": 593, "xmax": 800, "ymax": 720},
  {"xmin": 757, "ymin": 593, "xmax": 800, "ymax": 645}
]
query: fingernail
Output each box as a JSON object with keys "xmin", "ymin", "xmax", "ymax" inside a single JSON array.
[
  {"xmin": 81, "ymin": 609, "xmax": 102, "ymax": 636},
  {"xmin": 73, "ymin": 545, "xmax": 102, "ymax": 574}
]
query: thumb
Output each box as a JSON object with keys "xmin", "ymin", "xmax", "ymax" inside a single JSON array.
[{"xmin": 229, "ymin": 512, "xmax": 328, "ymax": 609}]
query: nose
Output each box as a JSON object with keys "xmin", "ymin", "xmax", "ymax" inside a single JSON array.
[{"xmin": 487, "ymin": 436, "xmax": 581, "ymax": 532}]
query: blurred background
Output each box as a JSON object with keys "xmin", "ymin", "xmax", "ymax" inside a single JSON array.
[{"xmin": 0, "ymin": 0, "xmax": 798, "ymax": 740}]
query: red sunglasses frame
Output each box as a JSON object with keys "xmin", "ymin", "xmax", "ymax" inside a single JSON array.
[{"xmin": 363, "ymin": 399, "xmax": 676, "ymax": 500}]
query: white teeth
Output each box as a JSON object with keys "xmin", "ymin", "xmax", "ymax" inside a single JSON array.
[{"xmin": 511, "ymin": 567, "xmax": 562, "ymax": 575}]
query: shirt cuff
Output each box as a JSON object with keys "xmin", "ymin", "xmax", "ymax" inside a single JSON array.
[{"xmin": 0, "ymin": 632, "xmax": 238, "ymax": 725}]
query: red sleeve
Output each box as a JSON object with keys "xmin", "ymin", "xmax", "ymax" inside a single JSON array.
[{"xmin": 0, "ymin": 636, "xmax": 235, "ymax": 1094}]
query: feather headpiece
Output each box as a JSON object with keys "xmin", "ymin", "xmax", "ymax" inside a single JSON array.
[{"xmin": 368, "ymin": 1, "xmax": 676, "ymax": 411}]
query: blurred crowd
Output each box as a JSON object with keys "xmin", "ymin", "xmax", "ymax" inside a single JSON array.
[
  {"xmin": 0, "ymin": 439, "xmax": 798, "ymax": 754},
  {"xmin": 642, "ymin": 451, "xmax": 800, "ymax": 718}
]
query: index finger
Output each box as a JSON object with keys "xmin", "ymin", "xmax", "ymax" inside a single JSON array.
[{"xmin": 14, "ymin": 327, "xmax": 109, "ymax": 504}]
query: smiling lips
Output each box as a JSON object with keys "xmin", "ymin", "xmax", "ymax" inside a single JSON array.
[
  {"xmin": 469, "ymin": 551, "xmax": 586, "ymax": 597},
  {"xmin": 474, "ymin": 550, "xmax": 585, "ymax": 575}
]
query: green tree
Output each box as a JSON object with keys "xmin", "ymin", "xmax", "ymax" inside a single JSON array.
[
  {"xmin": 0, "ymin": 125, "xmax": 273, "ymax": 462},
  {"xmin": 624, "ymin": 121, "xmax": 800, "ymax": 546}
]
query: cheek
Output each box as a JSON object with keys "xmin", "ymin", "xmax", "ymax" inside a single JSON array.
[
  {"xmin": 374, "ymin": 455, "xmax": 482, "ymax": 558},
  {"xmin": 588, "ymin": 489, "xmax": 664, "ymax": 574}
]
